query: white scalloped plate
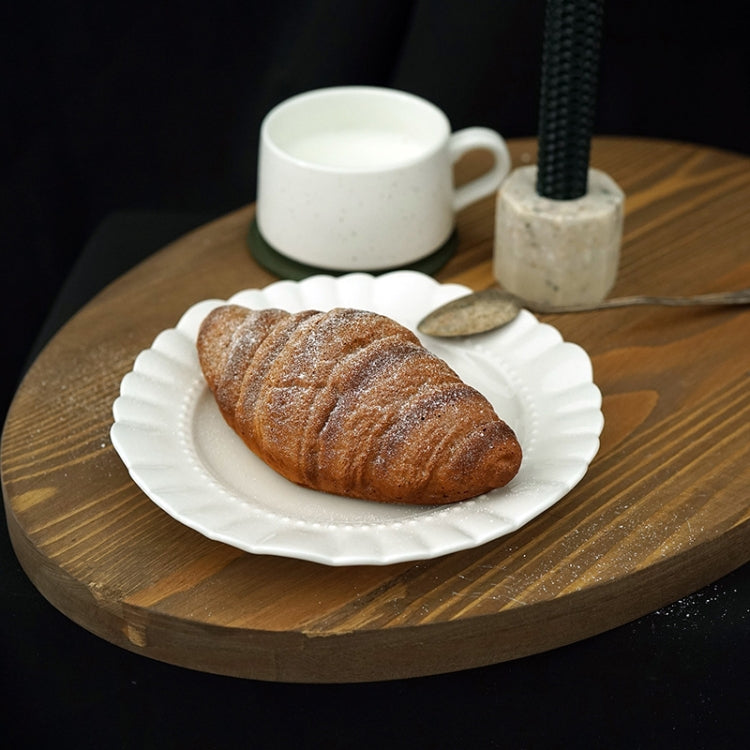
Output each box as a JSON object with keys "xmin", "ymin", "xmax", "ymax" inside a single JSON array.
[{"xmin": 111, "ymin": 270, "xmax": 603, "ymax": 566}]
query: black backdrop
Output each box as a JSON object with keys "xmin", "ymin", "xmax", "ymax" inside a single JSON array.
[{"xmin": 2, "ymin": 4, "xmax": 749, "ymax": 747}]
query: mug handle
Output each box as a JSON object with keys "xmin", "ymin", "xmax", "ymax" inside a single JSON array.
[{"xmin": 449, "ymin": 127, "xmax": 511, "ymax": 212}]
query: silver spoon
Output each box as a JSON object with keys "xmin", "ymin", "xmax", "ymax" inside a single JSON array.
[{"xmin": 417, "ymin": 286, "xmax": 750, "ymax": 338}]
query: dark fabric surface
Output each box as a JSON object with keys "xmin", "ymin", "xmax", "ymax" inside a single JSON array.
[
  {"xmin": 1, "ymin": 212, "xmax": 748, "ymax": 749},
  {"xmin": 23, "ymin": 210, "xmax": 220, "ymax": 366}
]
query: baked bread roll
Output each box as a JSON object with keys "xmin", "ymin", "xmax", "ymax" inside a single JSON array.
[{"xmin": 197, "ymin": 304, "xmax": 521, "ymax": 505}]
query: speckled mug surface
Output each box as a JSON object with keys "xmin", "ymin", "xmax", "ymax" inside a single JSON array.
[{"xmin": 256, "ymin": 86, "xmax": 510, "ymax": 271}]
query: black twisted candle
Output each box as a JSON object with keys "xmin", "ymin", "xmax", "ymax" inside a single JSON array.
[{"xmin": 536, "ymin": 0, "xmax": 604, "ymax": 200}]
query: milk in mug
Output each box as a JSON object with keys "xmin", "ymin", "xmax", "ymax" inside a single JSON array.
[{"xmin": 285, "ymin": 129, "xmax": 426, "ymax": 170}]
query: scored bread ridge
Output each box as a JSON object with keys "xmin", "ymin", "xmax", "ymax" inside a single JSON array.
[{"xmin": 197, "ymin": 304, "xmax": 522, "ymax": 504}]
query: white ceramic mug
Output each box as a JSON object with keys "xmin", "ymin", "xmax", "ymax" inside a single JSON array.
[{"xmin": 256, "ymin": 86, "xmax": 511, "ymax": 271}]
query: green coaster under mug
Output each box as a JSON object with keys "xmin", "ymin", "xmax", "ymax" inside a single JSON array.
[{"xmin": 248, "ymin": 218, "xmax": 457, "ymax": 281}]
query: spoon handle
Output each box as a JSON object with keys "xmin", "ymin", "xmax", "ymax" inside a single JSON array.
[{"xmin": 529, "ymin": 288, "xmax": 750, "ymax": 313}]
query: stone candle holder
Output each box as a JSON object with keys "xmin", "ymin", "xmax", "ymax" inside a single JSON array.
[{"xmin": 493, "ymin": 164, "xmax": 624, "ymax": 306}]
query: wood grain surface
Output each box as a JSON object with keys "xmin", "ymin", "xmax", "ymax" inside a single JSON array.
[{"xmin": 2, "ymin": 138, "xmax": 749, "ymax": 682}]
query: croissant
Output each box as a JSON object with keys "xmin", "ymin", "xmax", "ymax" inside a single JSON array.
[{"xmin": 197, "ymin": 304, "xmax": 522, "ymax": 505}]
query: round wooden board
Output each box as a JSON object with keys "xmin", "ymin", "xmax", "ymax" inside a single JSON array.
[{"xmin": 2, "ymin": 138, "xmax": 749, "ymax": 682}]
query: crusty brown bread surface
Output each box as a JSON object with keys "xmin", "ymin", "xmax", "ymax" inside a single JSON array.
[{"xmin": 197, "ymin": 304, "xmax": 522, "ymax": 505}]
